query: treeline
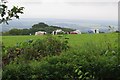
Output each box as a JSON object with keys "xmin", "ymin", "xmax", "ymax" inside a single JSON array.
[{"xmin": 2, "ymin": 22, "xmax": 74, "ymax": 35}]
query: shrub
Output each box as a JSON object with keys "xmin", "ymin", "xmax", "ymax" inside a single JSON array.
[
  {"xmin": 2, "ymin": 35, "xmax": 119, "ymax": 80},
  {"xmin": 2, "ymin": 35, "xmax": 69, "ymax": 66},
  {"xmin": 3, "ymin": 46, "xmax": 119, "ymax": 80},
  {"xmin": 2, "ymin": 63, "xmax": 32, "ymax": 80}
]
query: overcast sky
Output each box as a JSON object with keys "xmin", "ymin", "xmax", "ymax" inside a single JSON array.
[{"xmin": 7, "ymin": 0, "xmax": 118, "ymax": 21}]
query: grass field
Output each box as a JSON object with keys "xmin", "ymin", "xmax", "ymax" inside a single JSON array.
[
  {"xmin": 2, "ymin": 33, "xmax": 120, "ymax": 80},
  {"xmin": 2, "ymin": 33, "xmax": 118, "ymax": 48}
]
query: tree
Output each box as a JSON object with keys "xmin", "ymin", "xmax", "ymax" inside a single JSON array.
[
  {"xmin": 32, "ymin": 22, "xmax": 49, "ymax": 29},
  {"xmin": 9, "ymin": 28, "xmax": 21, "ymax": 35},
  {"xmin": 0, "ymin": 0, "xmax": 24, "ymax": 24}
]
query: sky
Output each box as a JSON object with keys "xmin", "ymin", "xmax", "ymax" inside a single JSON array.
[{"xmin": 6, "ymin": 0, "xmax": 119, "ymax": 21}]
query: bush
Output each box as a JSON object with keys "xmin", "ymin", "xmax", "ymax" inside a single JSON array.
[
  {"xmin": 2, "ymin": 35, "xmax": 119, "ymax": 80},
  {"xmin": 3, "ymin": 46, "xmax": 119, "ymax": 80},
  {"xmin": 2, "ymin": 63, "xmax": 32, "ymax": 80},
  {"xmin": 2, "ymin": 35, "xmax": 69, "ymax": 66}
]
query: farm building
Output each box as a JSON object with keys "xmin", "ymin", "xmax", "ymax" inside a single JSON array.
[
  {"xmin": 35, "ymin": 31, "xmax": 47, "ymax": 35},
  {"xmin": 70, "ymin": 30, "xmax": 81, "ymax": 34},
  {"xmin": 52, "ymin": 29, "xmax": 65, "ymax": 35}
]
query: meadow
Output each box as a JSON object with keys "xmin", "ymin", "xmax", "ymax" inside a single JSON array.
[
  {"xmin": 2, "ymin": 33, "xmax": 118, "ymax": 47},
  {"xmin": 2, "ymin": 33, "xmax": 120, "ymax": 80}
]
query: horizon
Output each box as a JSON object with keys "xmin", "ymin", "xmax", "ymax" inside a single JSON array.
[
  {"xmin": 1, "ymin": 0, "xmax": 118, "ymax": 32},
  {"xmin": 2, "ymin": 18, "xmax": 118, "ymax": 32}
]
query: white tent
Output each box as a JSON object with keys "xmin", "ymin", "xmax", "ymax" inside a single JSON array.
[
  {"xmin": 35, "ymin": 31, "xmax": 46, "ymax": 35},
  {"xmin": 89, "ymin": 29, "xmax": 99, "ymax": 33},
  {"xmin": 52, "ymin": 29, "xmax": 65, "ymax": 35},
  {"xmin": 70, "ymin": 30, "xmax": 81, "ymax": 34}
]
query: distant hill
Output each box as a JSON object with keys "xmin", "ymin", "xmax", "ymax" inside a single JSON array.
[
  {"xmin": 31, "ymin": 22, "xmax": 74, "ymax": 34},
  {"xmin": 2, "ymin": 22, "xmax": 75, "ymax": 35},
  {"xmin": 1, "ymin": 18, "xmax": 118, "ymax": 32}
]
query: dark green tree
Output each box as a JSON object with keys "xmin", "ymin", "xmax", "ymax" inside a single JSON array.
[
  {"xmin": 8, "ymin": 28, "xmax": 21, "ymax": 35},
  {"xmin": 32, "ymin": 22, "xmax": 49, "ymax": 29},
  {"xmin": 0, "ymin": 0, "xmax": 24, "ymax": 24}
]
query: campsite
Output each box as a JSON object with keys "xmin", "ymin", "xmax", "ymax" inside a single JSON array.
[
  {"xmin": 1, "ymin": 17, "xmax": 119, "ymax": 80},
  {"xmin": 1, "ymin": 0, "xmax": 119, "ymax": 80},
  {"xmin": 1, "ymin": 21, "xmax": 119, "ymax": 80}
]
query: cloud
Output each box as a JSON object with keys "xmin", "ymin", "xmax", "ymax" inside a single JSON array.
[
  {"xmin": 7, "ymin": 0, "xmax": 42, "ymax": 6},
  {"xmin": 62, "ymin": 0, "xmax": 119, "ymax": 2},
  {"xmin": 7, "ymin": 0, "xmax": 118, "ymax": 21},
  {"xmin": 65, "ymin": 2, "xmax": 117, "ymax": 6}
]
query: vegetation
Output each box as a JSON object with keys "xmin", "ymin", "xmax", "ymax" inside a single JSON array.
[
  {"xmin": 1, "ymin": 1, "xmax": 119, "ymax": 79},
  {"xmin": 2, "ymin": 1, "xmax": 119, "ymax": 80},
  {"xmin": 2, "ymin": 33, "xmax": 118, "ymax": 47},
  {"xmin": 2, "ymin": 36, "xmax": 69, "ymax": 66},
  {"xmin": 2, "ymin": 22, "xmax": 74, "ymax": 35},
  {"xmin": 1, "ymin": 33, "xmax": 120, "ymax": 80},
  {"xmin": 0, "ymin": 0, "xmax": 24, "ymax": 24}
]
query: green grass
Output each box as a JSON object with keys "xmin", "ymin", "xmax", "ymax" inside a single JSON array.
[
  {"xmin": 67, "ymin": 33, "xmax": 118, "ymax": 47},
  {"xmin": 2, "ymin": 35, "xmax": 45, "ymax": 47},
  {"xmin": 2, "ymin": 33, "xmax": 119, "ymax": 80},
  {"xmin": 2, "ymin": 33, "xmax": 118, "ymax": 48}
]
